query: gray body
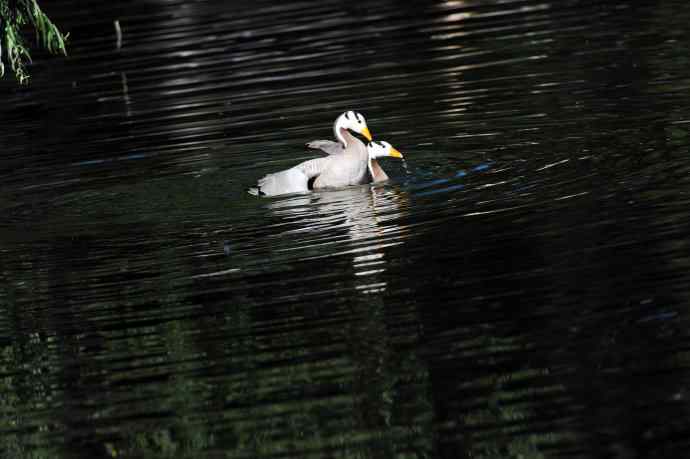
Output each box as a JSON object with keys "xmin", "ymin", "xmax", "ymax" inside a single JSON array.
[
  {"xmin": 249, "ymin": 130, "xmax": 369, "ymax": 197},
  {"xmin": 313, "ymin": 130, "xmax": 369, "ymax": 189},
  {"xmin": 307, "ymin": 138, "xmax": 390, "ymax": 183}
]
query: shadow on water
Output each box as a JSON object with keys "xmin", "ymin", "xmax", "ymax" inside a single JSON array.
[{"xmin": 2, "ymin": 0, "xmax": 690, "ymax": 458}]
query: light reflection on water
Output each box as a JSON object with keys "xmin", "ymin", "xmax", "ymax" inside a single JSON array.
[
  {"xmin": 267, "ymin": 187, "xmax": 409, "ymax": 296},
  {"xmin": 2, "ymin": 0, "xmax": 690, "ymax": 458}
]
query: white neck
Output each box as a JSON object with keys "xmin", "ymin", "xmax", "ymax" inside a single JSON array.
[
  {"xmin": 334, "ymin": 117, "xmax": 348, "ymax": 147},
  {"xmin": 368, "ymin": 157, "xmax": 390, "ymax": 182}
]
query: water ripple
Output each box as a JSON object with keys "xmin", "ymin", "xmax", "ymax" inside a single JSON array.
[{"xmin": 2, "ymin": 0, "xmax": 690, "ymax": 458}]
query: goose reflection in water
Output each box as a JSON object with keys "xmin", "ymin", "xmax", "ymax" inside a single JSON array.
[
  {"xmin": 264, "ymin": 185, "xmax": 432, "ymax": 455},
  {"xmin": 265, "ymin": 184, "xmax": 410, "ymax": 294}
]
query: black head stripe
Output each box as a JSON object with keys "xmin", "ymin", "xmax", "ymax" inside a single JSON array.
[{"xmin": 344, "ymin": 112, "xmax": 351, "ymax": 120}]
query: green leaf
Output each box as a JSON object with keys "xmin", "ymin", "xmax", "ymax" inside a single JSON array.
[{"xmin": 1, "ymin": 0, "xmax": 68, "ymax": 84}]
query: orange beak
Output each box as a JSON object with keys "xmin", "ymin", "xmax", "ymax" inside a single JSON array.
[
  {"xmin": 361, "ymin": 126, "xmax": 373, "ymax": 141},
  {"xmin": 389, "ymin": 147, "xmax": 403, "ymax": 158}
]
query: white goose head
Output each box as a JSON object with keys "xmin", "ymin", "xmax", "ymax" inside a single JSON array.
[
  {"xmin": 333, "ymin": 111, "xmax": 372, "ymax": 147},
  {"xmin": 366, "ymin": 140, "xmax": 404, "ymax": 160}
]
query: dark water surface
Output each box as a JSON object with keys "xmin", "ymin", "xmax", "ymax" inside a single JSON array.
[{"xmin": 2, "ymin": 0, "xmax": 690, "ymax": 457}]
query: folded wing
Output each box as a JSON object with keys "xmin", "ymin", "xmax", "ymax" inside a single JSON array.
[
  {"xmin": 248, "ymin": 157, "xmax": 332, "ymax": 196},
  {"xmin": 305, "ymin": 140, "xmax": 344, "ymax": 156}
]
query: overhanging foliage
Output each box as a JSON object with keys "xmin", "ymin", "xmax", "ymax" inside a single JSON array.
[{"xmin": 0, "ymin": 0, "xmax": 67, "ymax": 84}]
